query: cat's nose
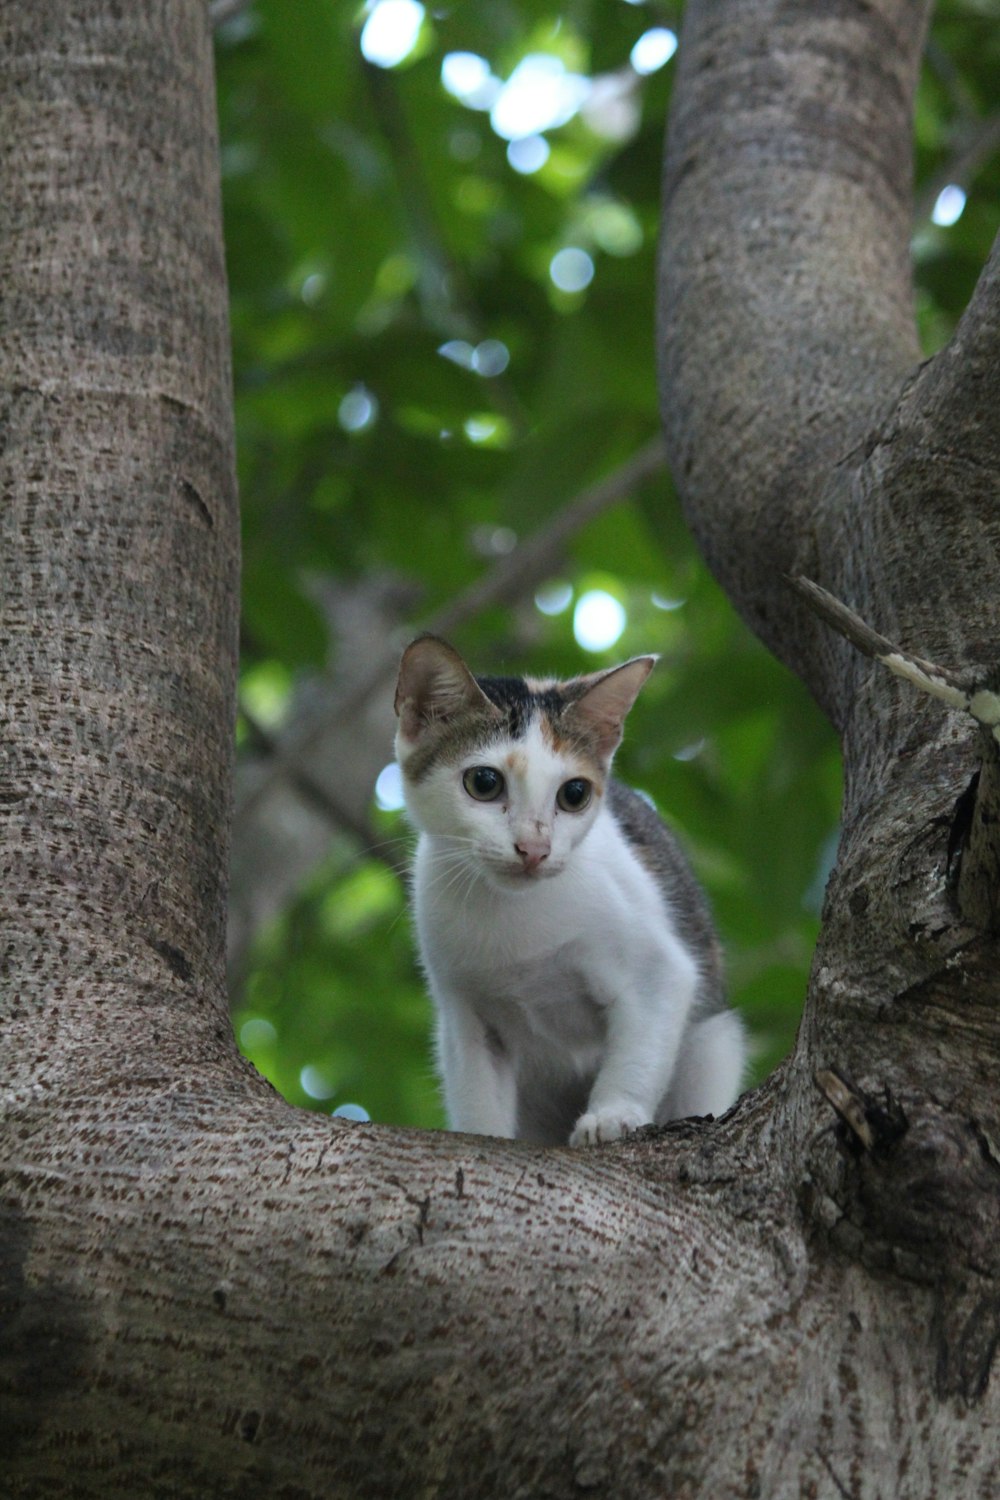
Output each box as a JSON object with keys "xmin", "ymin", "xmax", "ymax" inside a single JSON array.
[{"xmin": 515, "ymin": 839, "xmax": 550, "ymax": 871}]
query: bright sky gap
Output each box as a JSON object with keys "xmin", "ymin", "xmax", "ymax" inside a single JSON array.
[{"xmin": 360, "ymin": 1, "xmax": 680, "ymax": 156}]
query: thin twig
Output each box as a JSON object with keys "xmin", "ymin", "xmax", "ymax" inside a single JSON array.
[{"xmin": 789, "ymin": 575, "xmax": 977, "ymax": 715}]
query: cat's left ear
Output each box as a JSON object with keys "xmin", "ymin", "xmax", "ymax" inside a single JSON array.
[
  {"xmin": 394, "ymin": 634, "xmax": 496, "ymax": 743},
  {"xmin": 564, "ymin": 656, "xmax": 657, "ymax": 759}
]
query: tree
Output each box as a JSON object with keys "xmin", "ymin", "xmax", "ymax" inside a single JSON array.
[{"xmin": 2, "ymin": 1, "xmax": 999, "ymax": 1496}]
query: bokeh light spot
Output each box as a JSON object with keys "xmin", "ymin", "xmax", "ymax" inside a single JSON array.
[
  {"xmin": 491, "ymin": 55, "xmax": 590, "ymax": 141},
  {"xmin": 360, "ymin": 0, "xmax": 425, "ymax": 69},
  {"xmin": 441, "ymin": 51, "xmax": 498, "ymax": 109},
  {"xmin": 239, "ymin": 1017, "xmax": 277, "ymax": 1050},
  {"xmin": 573, "ymin": 590, "xmax": 626, "ymax": 651},
  {"xmin": 333, "ymin": 1102, "xmax": 371, "ymax": 1122},
  {"xmin": 630, "ymin": 27, "xmax": 678, "ymax": 75},
  {"xmin": 375, "ymin": 763, "xmax": 405, "ymax": 812},
  {"xmin": 338, "ymin": 384, "xmax": 379, "ymax": 433},
  {"xmin": 471, "ymin": 339, "xmax": 510, "ymax": 377},
  {"xmin": 535, "ymin": 581, "xmax": 574, "ymax": 616},
  {"xmin": 549, "ymin": 247, "xmax": 595, "ymax": 293},
  {"xmin": 932, "ymin": 184, "xmax": 966, "ymax": 227},
  {"xmin": 507, "ymin": 135, "xmax": 550, "ymax": 174},
  {"xmin": 300, "ymin": 1065, "xmax": 338, "ymax": 1101}
]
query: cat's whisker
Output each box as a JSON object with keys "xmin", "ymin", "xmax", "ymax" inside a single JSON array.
[
  {"xmin": 360, "ymin": 832, "xmax": 419, "ymax": 859},
  {"xmin": 433, "ymin": 859, "xmax": 481, "ymax": 904}
]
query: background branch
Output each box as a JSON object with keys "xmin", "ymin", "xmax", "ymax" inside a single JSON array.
[
  {"xmin": 914, "ymin": 112, "xmax": 1000, "ymax": 225},
  {"xmin": 238, "ymin": 435, "xmax": 667, "ymax": 823}
]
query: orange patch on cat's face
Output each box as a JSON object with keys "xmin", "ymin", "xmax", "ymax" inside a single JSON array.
[
  {"xmin": 503, "ymin": 749, "xmax": 528, "ymax": 776},
  {"xmin": 540, "ymin": 723, "xmax": 571, "ymax": 755},
  {"xmin": 539, "ymin": 715, "xmax": 588, "ymax": 760},
  {"xmin": 537, "ymin": 717, "xmax": 607, "ymax": 786}
]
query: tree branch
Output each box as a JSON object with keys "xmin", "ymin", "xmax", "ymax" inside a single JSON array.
[
  {"xmin": 428, "ymin": 435, "xmax": 668, "ymax": 638},
  {"xmin": 788, "ymin": 576, "xmax": 975, "ymax": 708},
  {"xmin": 659, "ymin": 0, "xmax": 930, "ymax": 688}
]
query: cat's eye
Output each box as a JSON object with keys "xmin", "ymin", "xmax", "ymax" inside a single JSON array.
[
  {"xmin": 557, "ymin": 778, "xmax": 592, "ymax": 812},
  {"xmin": 463, "ymin": 766, "xmax": 505, "ymax": 802}
]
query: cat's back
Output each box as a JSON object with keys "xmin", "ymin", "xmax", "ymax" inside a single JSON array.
[{"xmin": 606, "ymin": 779, "xmax": 725, "ymax": 1014}]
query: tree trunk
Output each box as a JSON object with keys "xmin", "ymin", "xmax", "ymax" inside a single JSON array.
[{"xmin": 3, "ymin": 2, "xmax": 1000, "ymax": 1497}]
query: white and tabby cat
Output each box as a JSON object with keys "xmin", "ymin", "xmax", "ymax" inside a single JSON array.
[{"xmin": 394, "ymin": 634, "xmax": 746, "ymax": 1147}]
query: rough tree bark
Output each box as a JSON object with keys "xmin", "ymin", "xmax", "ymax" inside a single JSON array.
[{"xmin": 2, "ymin": 2, "xmax": 999, "ymax": 1498}]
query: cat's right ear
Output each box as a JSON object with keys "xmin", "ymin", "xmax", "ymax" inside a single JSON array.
[{"xmin": 394, "ymin": 635, "xmax": 493, "ymax": 743}]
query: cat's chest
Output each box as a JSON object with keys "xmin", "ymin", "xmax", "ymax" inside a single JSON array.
[
  {"xmin": 449, "ymin": 943, "xmax": 606, "ymax": 1059},
  {"xmin": 449, "ymin": 937, "xmax": 585, "ymax": 1004},
  {"xmin": 416, "ymin": 852, "xmax": 617, "ymax": 972},
  {"xmin": 416, "ymin": 864, "xmax": 615, "ymax": 1059}
]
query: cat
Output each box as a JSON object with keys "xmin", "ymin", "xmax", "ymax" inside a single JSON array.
[{"xmin": 393, "ymin": 634, "xmax": 746, "ymax": 1147}]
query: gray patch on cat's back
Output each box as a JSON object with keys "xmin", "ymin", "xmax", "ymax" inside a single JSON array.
[{"xmin": 607, "ymin": 780, "xmax": 726, "ymax": 1015}]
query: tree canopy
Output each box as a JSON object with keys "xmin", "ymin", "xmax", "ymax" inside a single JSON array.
[{"xmin": 216, "ymin": 0, "xmax": 1000, "ymax": 1128}]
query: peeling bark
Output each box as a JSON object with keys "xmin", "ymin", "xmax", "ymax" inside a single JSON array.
[{"xmin": 3, "ymin": 0, "xmax": 1000, "ymax": 1495}]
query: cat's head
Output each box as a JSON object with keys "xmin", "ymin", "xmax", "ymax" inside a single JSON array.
[{"xmin": 394, "ymin": 635, "xmax": 655, "ymax": 889}]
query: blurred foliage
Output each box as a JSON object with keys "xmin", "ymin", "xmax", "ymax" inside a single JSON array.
[{"xmin": 216, "ymin": 0, "xmax": 1000, "ymax": 1128}]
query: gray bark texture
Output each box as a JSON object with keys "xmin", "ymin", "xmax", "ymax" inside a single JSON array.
[{"xmin": 2, "ymin": 1, "xmax": 1000, "ymax": 1497}]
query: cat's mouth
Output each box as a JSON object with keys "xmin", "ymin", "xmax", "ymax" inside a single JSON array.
[{"xmin": 494, "ymin": 860, "xmax": 561, "ymax": 886}]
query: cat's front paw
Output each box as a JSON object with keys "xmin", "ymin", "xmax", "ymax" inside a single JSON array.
[{"xmin": 570, "ymin": 1103, "xmax": 649, "ymax": 1147}]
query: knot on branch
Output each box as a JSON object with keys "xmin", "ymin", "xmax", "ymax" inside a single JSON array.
[
  {"xmin": 812, "ymin": 1067, "xmax": 1000, "ymax": 1402},
  {"xmin": 791, "ymin": 576, "xmax": 1000, "ymax": 931},
  {"xmin": 814, "ymin": 1067, "xmax": 907, "ymax": 1156}
]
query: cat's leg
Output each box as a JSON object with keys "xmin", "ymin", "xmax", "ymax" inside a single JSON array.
[
  {"xmin": 434, "ymin": 993, "xmax": 518, "ymax": 1138},
  {"xmin": 570, "ymin": 936, "xmax": 698, "ymax": 1146},
  {"xmin": 659, "ymin": 1008, "xmax": 746, "ymax": 1120}
]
